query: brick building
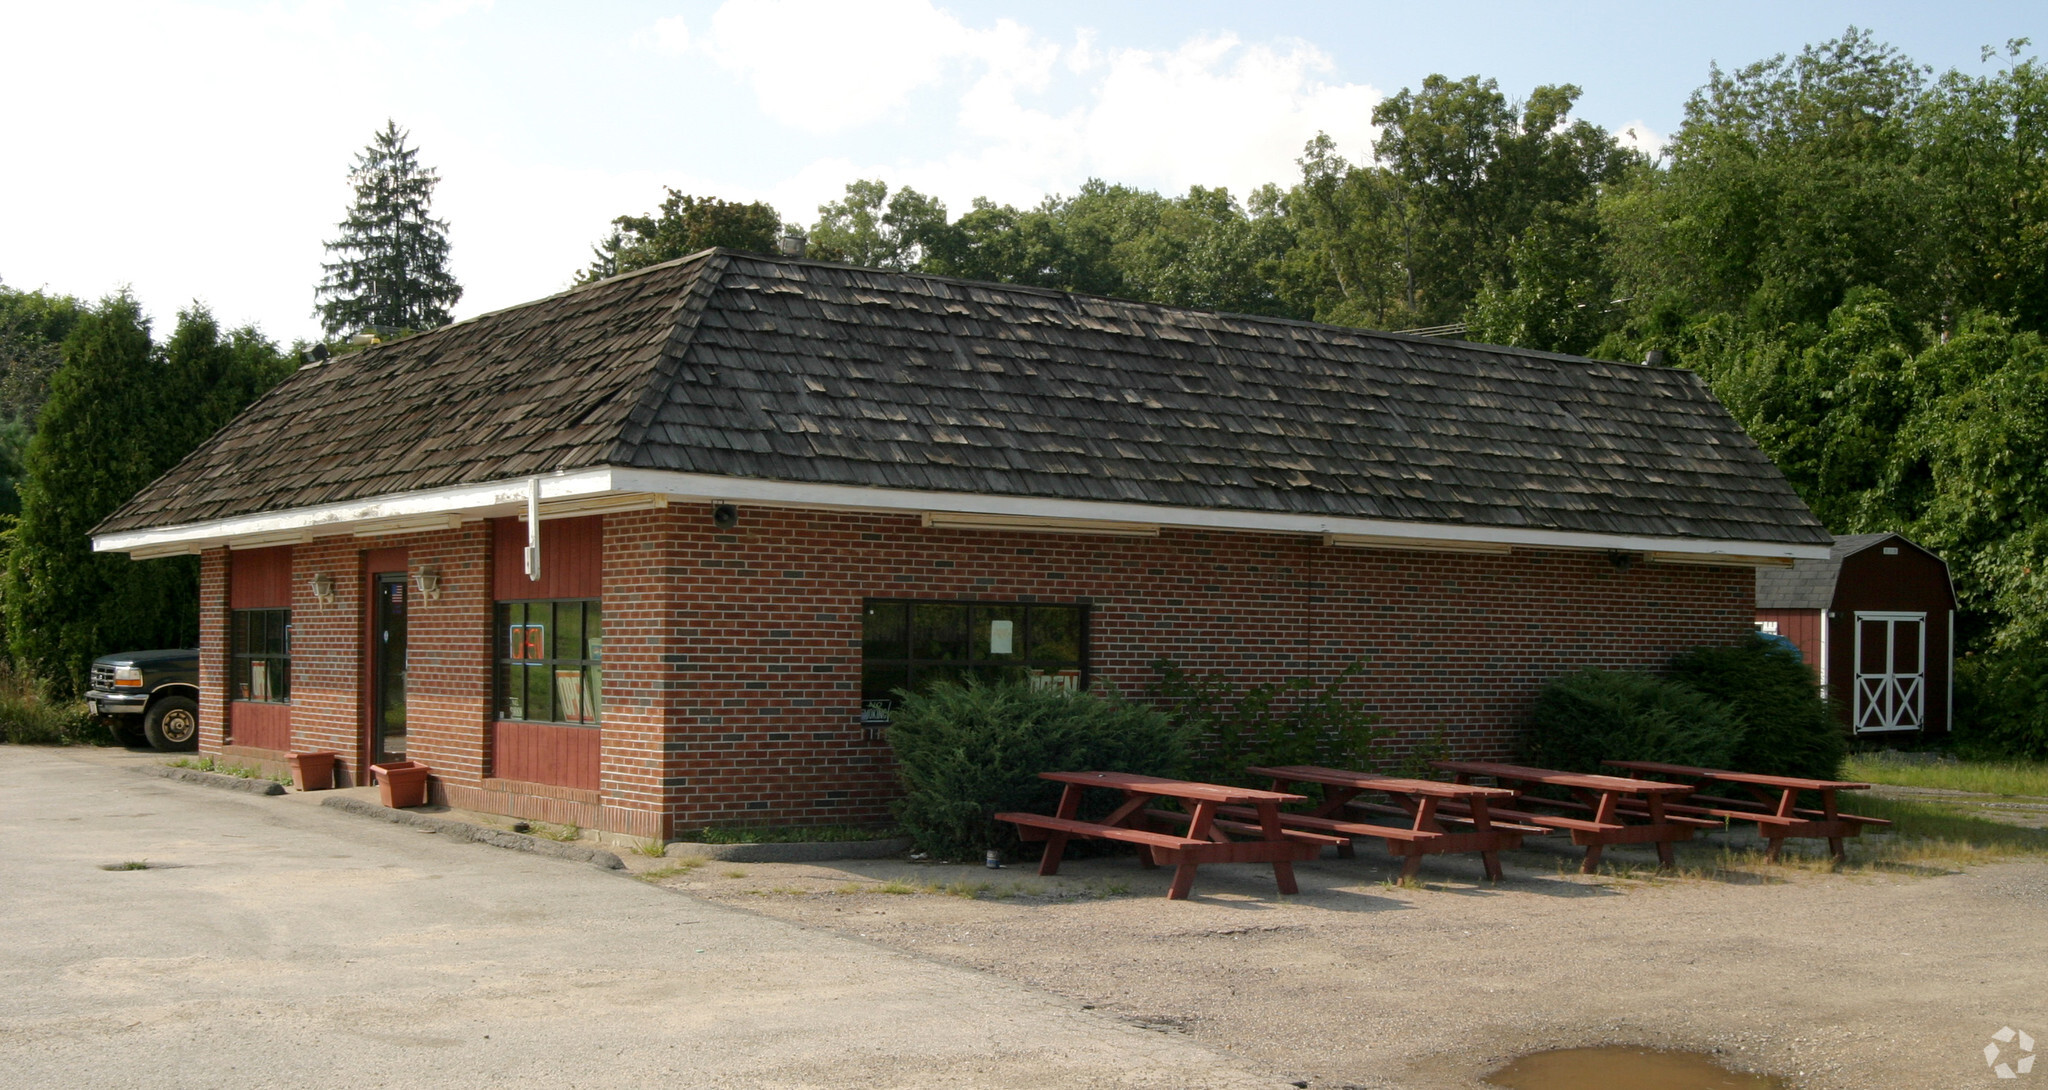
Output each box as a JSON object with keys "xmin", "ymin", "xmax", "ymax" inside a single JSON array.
[{"xmin": 93, "ymin": 250, "xmax": 1831, "ymax": 841}]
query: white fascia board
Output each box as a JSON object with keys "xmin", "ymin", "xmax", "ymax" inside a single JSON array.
[
  {"xmin": 605, "ymin": 468, "xmax": 1834, "ymax": 560},
  {"xmin": 93, "ymin": 469, "xmax": 619, "ymax": 554},
  {"xmin": 94, "ymin": 464, "xmax": 1835, "ymax": 562}
]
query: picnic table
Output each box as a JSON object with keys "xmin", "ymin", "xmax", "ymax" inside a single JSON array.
[
  {"xmin": 1432, "ymin": 759, "xmax": 1704, "ymax": 873},
  {"xmin": 1602, "ymin": 760, "xmax": 1891, "ymax": 862},
  {"xmin": 996, "ymin": 771, "xmax": 1332, "ymax": 900},
  {"xmin": 1240, "ymin": 765, "xmax": 1539, "ymax": 880}
]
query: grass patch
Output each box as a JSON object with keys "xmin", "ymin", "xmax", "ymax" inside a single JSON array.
[
  {"xmin": 675, "ymin": 824, "xmax": 903, "ymax": 844},
  {"xmin": 169, "ymin": 757, "xmax": 287, "ymax": 783},
  {"xmin": 721, "ymin": 867, "xmax": 748, "ymax": 879},
  {"xmin": 632, "ymin": 838, "xmax": 669, "ymax": 858},
  {"xmin": 1845, "ymin": 754, "xmax": 2048, "ymax": 797},
  {"xmin": 638, "ymin": 857, "xmax": 706, "ymax": 882}
]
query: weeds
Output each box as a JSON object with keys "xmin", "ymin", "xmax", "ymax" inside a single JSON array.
[
  {"xmin": 633, "ymin": 838, "xmax": 669, "ymax": 858},
  {"xmin": 721, "ymin": 868, "xmax": 748, "ymax": 879},
  {"xmin": 169, "ymin": 756, "xmax": 283, "ymax": 782},
  {"xmin": 0, "ymin": 661, "xmax": 96, "ymax": 746},
  {"xmin": 638, "ymin": 858, "xmax": 706, "ymax": 882},
  {"xmin": 523, "ymin": 822, "xmax": 580, "ymax": 842}
]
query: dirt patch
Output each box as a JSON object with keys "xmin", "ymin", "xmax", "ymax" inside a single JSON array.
[{"xmin": 636, "ymin": 838, "xmax": 2048, "ymax": 1089}]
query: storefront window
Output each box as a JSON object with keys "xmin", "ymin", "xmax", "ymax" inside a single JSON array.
[
  {"xmin": 230, "ymin": 608, "xmax": 291, "ymax": 702},
  {"xmin": 495, "ymin": 599, "xmax": 601, "ymax": 725},
  {"xmin": 860, "ymin": 599, "xmax": 1086, "ymax": 721}
]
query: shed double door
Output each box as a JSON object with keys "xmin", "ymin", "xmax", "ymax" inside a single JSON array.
[{"xmin": 1854, "ymin": 611, "xmax": 1925, "ymax": 733}]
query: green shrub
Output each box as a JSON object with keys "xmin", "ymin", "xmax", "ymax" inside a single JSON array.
[
  {"xmin": 1955, "ymin": 645, "xmax": 2048, "ymax": 759},
  {"xmin": 1523, "ymin": 667, "xmax": 1741, "ymax": 773},
  {"xmin": 1149, "ymin": 658, "xmax": 1388, "ymax": 784},
  {"xmin": 0, "ymin": 660, "xmax": 95, "ymax": 744},
  {"xmin": 886, "ymin": 679, "xmax": 1183, "ymax": 860},
  {"xmin": 1669, "ymin": 633, "xmax": 1847, "ymax": 780}
]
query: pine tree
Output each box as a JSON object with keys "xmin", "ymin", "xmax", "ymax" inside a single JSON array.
[
  {"xmin": 315, "ymin": 120, "xmax": 461, "ymax": 338},
  {"xmin": 3, "ymin": 299, "xmax": 296, "ymax": 694}
]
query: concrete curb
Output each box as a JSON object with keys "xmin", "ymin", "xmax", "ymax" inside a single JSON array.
[
  {"xmin": 132, "ymin": 762, "xmax": 286, "ymax": 795},
  {"xmin": 319, "ymin": 795, "xmax": 626, "ymax": 870},
  {"xmin": 664, "ymin": 837, "xmax": 913, "ymax": 863}
]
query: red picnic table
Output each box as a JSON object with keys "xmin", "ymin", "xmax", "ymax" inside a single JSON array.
[
  {"xmin": 1432, "ymin": 759, "xmax": 1707, "ymax": 873},
  {"xmin": 1602, "ymin": 760, "xmax": 1891, "ymax": 862},
  {"xmin": 1242, "ymin": 764, "xmax": 1540, "ymax": 880},
  {"xmin": 997, "ymin": 771, "xmax": 1332, "ymax": 900}
]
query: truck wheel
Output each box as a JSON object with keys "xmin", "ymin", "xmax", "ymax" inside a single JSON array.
[{"xmin": 143, "ymin": 696, "xmax": 200, "ymax": 752}]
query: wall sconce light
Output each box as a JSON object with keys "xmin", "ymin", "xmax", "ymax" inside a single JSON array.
[
  {"xmin": 310, "ymin": 572, "xmax": 336, "ymax": 605},
  {"xmin": 413, "ymin": 567, "xmax": 442, "ymax": 602}
]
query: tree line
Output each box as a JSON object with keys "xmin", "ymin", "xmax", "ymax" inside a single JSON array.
[{"xmin": 582, "ymin": 30, "xmax": 2048, "ymax": 755}]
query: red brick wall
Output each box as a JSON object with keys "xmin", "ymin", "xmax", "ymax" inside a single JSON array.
[
  {"xmin": 203, "ymin": 505, "xmax": 1755, "ymax": 837},
  {"xmin": 599, "ymin": 506, "xmax": 1756, "ymax": 834},
  {"xmin": 197, "ymin": 549, "xmax": 229, "ymax": 757}
]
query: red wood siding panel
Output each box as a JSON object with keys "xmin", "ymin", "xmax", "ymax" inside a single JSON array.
[
  {"xmin": 230, "ymin": 700, "xmax": 291, "ymax": 751},
  {"xmin": 492, "ymin": 721, "xmax": 599, "ymax": 789},
  {"xmin": 492, "ymin": 516, "xmax": 602, "ymax": 600},
  {"xmin": 1756, "ymin": 609, "xmax": 1822, "ymax": 677},
  {"xmin": 363, "ymin": 547, "xmax": 408, "ymax": 575},
  {"xmin": 230, "ymin": 546, "xmax": 293, "ymax": 609}
]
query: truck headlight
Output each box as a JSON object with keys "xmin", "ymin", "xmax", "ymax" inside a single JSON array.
[{"xmin": 113, "ymin": 665, "xmax": 143, "ymax": 687}]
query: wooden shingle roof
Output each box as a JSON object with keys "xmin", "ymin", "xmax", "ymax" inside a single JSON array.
[{"xmin": 97, "ymin": 249, "xmax": 1830, "ymax": 548}]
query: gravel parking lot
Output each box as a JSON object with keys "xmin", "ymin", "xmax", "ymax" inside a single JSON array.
[
  {"xmin": 644, "ymin": 824, "xmax": 2048, "ymax": 1088},
  {"xmin": 0, "ymin": 746, "xmax": 1279, "ymax": 1090}
]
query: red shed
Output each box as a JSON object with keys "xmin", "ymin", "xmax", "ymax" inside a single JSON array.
[{"xmin": 1755, "ymin": 533, "xmax": 1957, "ymax": 737}]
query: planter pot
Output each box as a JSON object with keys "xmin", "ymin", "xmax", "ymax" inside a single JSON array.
[
  {"xmin": 369, "ymin": 761, "xmax": 432, "ymax": 809},
  {"xmin": 287, "ymin": 751, "xmax": 339, "ymax": 792}
]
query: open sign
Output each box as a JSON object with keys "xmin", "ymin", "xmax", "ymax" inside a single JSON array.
[{"xmin": 508, "ymin": 624, "xmax": 546, "ymax": 660}]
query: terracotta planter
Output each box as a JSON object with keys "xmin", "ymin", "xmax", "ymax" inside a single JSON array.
[
  {"xmin": 287, "ymin": 751, "xmax": 339, "ymax": 792},
  {"xmin": 369, "ymin": 760, "xmax": 432, "ymax": 809}
]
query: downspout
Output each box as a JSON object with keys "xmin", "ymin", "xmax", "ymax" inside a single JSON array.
[{"xmin": 524, "ymin": 477, "xmax": 542, "ymax": 581}]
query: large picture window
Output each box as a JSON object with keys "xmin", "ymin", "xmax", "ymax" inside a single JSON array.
[
  {"xmin": 496, "ymin": 599, "xmax": 602, "ymax": 726},
  {"xmin": 230, "ymin": 608, "xmax": 291, "ymax": 702},
  {"xmin": 861, "ymin": 599, "xmax": 1087, "ymax": 719}
]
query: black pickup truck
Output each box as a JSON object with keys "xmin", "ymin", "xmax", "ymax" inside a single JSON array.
[{"xmin": 86, "ymin": 649, "xmax": 201, "ymax": 751}]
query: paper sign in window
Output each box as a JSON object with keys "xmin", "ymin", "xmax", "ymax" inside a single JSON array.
[{"xmin": 988, "ymin": 619, "xmax": 1014, "ymax": 655}]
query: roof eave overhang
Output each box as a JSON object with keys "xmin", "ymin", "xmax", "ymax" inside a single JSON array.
[{"xmin": 92, "ymin": 466, "xmax": 1834, "ymax": 564}]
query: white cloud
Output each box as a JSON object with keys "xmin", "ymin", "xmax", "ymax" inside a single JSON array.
[
  {"xmin": 644, "ymin": 14, "xmax": 691, "ymax": 56},
  {"xmin": 409, "ymin": 0, "xmax": 493, "ymax": 32},
  {"xmin": 700, "ymin": 0, "xmax": 985, "ymax": 133},
  {"xmin": 1614, "ymin": 119, "xmax": 1664, "ymax": 157}
]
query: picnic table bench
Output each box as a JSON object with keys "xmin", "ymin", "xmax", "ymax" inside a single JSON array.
[
  {"xmin": 996, "ymin": 771, "xmax": 1327, "ymax": 900},
  {"xmin": 1238, "ymin": 764, "xmax": 1537, "ymax": 880},
  {"xmin": 1433, "ymin": 759, "xmax": 1699, "ymax": 873},
  {"xmin": 1602, "ymin": 760, "xmax": 1890, "ymax": 862}
]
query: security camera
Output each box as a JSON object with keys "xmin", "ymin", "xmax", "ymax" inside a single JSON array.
[{"xmin": 712, "ymin": 504, "xmax": 738, "ymax": 529}]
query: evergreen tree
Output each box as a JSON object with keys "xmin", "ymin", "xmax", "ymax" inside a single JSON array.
[
  {"xmin": 3, "ymin": 299, "xmax": 295, "ymax": 693},
  {"xmin": 315, "ymin": 120, "xmax": 461, "ymax": 337}
]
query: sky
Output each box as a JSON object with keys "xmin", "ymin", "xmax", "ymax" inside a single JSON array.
[{"xmin": 2, "ymin": 0, "xmax": 2042, "ymax": 345}]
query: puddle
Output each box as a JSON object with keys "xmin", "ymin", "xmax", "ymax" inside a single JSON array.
[{"xmin": 1483, "ymin": 1046, "xmax": 1784, "ymax": 1089}]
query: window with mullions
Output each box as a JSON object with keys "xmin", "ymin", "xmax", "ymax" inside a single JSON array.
[
  {"xmin": 861, "ymin": 600, "xmax": 1087, "ymax": 720},
  {"xmin": 496, "ymin": 600, "xmax": 602, "ymax": 726},
  {"xmin": 230, "ymin": 609, "xmax": 291, "ymax": 702}
]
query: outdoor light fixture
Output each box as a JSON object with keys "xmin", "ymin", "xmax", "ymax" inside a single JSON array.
[
  {"xmin": 310, "ymin": 572, "xmax": 336, "ymax": 605},
  {"xmin": 413, "ymin": 567, "xmax": 442, "ymax": 602},
  {"xmin": 712, "ymin": 504, "xmax": 739, "ymax": 529},
  {"xmin": 1608, "ymin": 550, "xmax": 1638, "ymax": 571}
]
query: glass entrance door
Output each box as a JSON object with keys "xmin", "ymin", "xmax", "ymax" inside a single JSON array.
[{"xmin": 373, "ymin": 572, "xmax": 408, "ymax": 762}]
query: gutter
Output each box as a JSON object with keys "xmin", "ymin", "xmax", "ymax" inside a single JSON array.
[{"xmin": 92, "ymin": 465, "xmax": 1834, "ymax": 565}]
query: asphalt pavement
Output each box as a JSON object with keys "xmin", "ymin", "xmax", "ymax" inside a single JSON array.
[{"xmin": 0, "ymin": 745, "xmax": 1285, "ymax": 1089}]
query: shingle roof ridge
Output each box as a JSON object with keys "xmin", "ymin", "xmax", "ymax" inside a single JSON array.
[
  {"xmin": 712, "ymin": 249, "xmax": 1661, "ymax": 374},
  {"xmin": 1830, "ymin": 532, "xmax": 1899, "ymax": 558}
]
